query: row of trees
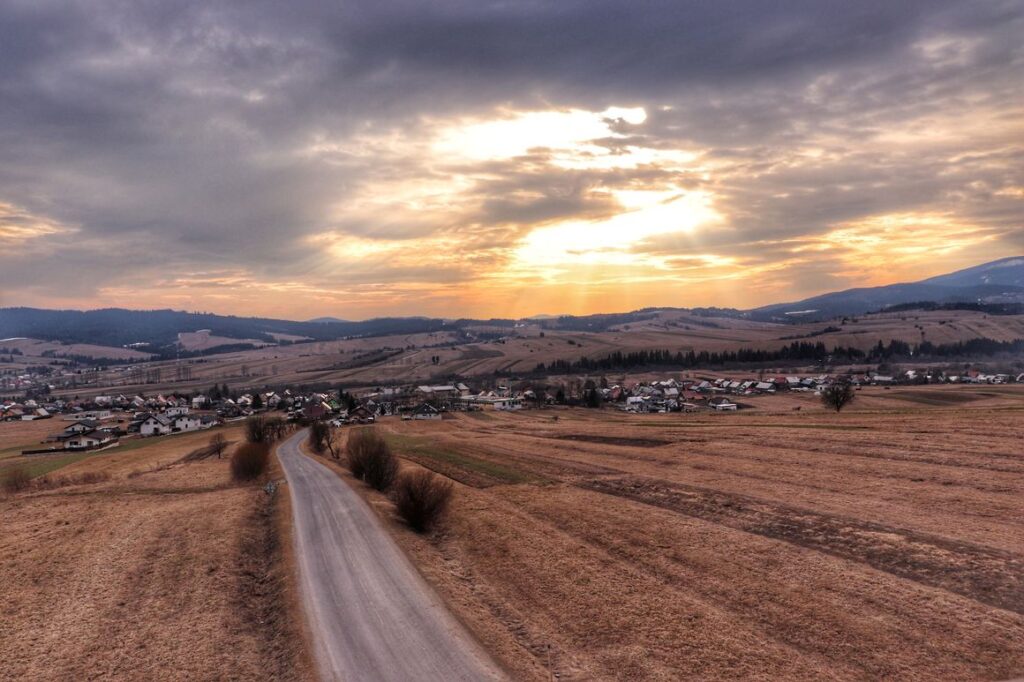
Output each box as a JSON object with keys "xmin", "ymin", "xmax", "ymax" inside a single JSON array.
[
  {"xmin": 229, "ymin": 415, "xmax": 293, "ymax": 482},
  {"xmin": 308, "ymin": 424, "xmax": 452, "ymax": 532},
  {"xmin": 534, "ymin": 337, "xmax": 1024, "ymax": 374}
]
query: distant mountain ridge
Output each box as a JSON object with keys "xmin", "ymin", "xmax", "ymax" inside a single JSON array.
[
  {"xmin": 747, "ymin": 256, "xmax": 1024, "ymax": 322},
  {"xmin": 307, "ymin": 316, "xmax": 350, "ymax": 324},
  {"xmin": 2, "ymin": 256, "xmax": 1021, "ymax": 354}
]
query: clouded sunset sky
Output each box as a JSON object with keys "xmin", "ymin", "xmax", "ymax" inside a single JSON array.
[{"xmin": 1, "ymin": 1, "xmax": 1022, "ymax": 320}]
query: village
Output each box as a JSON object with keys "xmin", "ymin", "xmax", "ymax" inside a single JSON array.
[{"xmin": 3, "ymin": 364, "xmax": 1022, "ymax": 455}]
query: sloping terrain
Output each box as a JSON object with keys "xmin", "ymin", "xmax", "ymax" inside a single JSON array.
[
  {"xmin": 344, "ymin": 387, "xmax": 1024, "ymax": 680},
  {"xmin": 40, "ymin": 308, "xmax": 1024, "ymax": 398},
  {"xmin": 0, "ymin": 428, "xmax": 311, "ymax": 681}
]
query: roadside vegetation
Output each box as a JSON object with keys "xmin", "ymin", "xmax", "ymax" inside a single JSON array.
[
  {"xmin": 307, "ymin": 419, "xmax": 330, "ymax": 455},
  {"xmin": 393, "ymin": 469, "xmax": 453, "ymax": 533},
  {"xmin": 307, "ymin": 424, "xmax": 455, "ymax": 533},
  {"xmin": 346, "ymin": 428, "xmax": 398, "ymax": 492},
  {"xmin": 231, "ymin": 443, "xmax": 270, "ymax": 481},
  {"xmin": 231, "ymin": 415, "xmax": 291, "ymax": 483}
]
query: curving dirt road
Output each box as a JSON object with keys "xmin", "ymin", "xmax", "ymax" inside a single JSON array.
[{"xmin": 277, "ymin": 430, "xmax": 504, "ymax": 682}]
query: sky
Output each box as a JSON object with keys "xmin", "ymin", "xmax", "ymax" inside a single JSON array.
[{"xmin": 1, "ymin": 0, "xmax": 1022, "ymax": 320}]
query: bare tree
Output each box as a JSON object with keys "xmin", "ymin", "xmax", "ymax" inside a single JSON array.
[
  {"xmin": 821, "ymin": 381, "xmax": 856, "ymax": 412},
  {"xmin": 209, "ymin": 432, "xmax": 228, "ymax": 459},
  {"xmin": 308, "ymin": 419, "xmax": 330, "ymax": 454},
  {"xmin": 245, "ymin": 415, "xmax": 268, "ymax": 443},
  {"xmin": 324, "ymin": 428, "xmax": 342, "ymax": 460}
]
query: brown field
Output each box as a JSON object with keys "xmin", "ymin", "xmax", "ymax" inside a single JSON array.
[
  {"xmin": 339, "ymin": 384, "xmax": 1024, "ymax": 681},
  {"xmin": 0, "ymin": 418, "xmax": 69, "ymax": 457},
  {"xmin": 0, "ymin": 337, "xmax": 153, "ymax": 361},
  {"xmin": 45, "ymin": 309, "xmax": 1024, "ymax": 398},
  {"xmin": 176, "ymin": 329, "xmax": 271, "ymax": 351},
  {"xmin": 0, "ymin": 425, "xmax": 312, "ymax": 681}
]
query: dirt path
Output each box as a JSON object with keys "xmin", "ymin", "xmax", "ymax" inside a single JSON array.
[{"xmin": 276, "ymin": 430, "xmax": 504, "ymax": 682}]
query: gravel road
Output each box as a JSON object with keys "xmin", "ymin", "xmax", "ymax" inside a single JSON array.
[{"xmin": 277, "ymin": 430, "xmax": 505, "ymax": 682}]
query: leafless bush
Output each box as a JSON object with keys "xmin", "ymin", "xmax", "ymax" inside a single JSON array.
[
  {"xmin": 393, "ymin": 469, "xmax": 453, "ymax": 533},
  {"xmin": 2, "ymin": 466, "xmax": 31, "ymax": 494},
  {"xmin": 308, "ymin": 420, "xmax": 330, "ymax": 454},
  {"xmin": 264, "ymin": 416, "xmax": 288, "ymax": 441},
  {"xmin": 231, "ymin": 442, "xmax": 271, "ymax": 482},
  {"xmin": 245, "ymin": 415, "xmax": 273, "ymax": 443},
  {"xmin": 346, "ymin": 428, "xmax": 398, "ymax": 491},
  {"xmin": 209, "ymin": 433, "xmax": 229, "ymax": 459}
]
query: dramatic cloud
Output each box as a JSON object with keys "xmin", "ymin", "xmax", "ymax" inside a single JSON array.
[{"xmin": 0, "ymin": 0, "xmax": 1021, "ymax": 318}]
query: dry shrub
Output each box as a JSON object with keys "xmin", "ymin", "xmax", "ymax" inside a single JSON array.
[
  {"xmin": 76, "ymin": 471, "xmax": 110, "ymax": 485},
  {"xmin": 34, "ymin": 471, "xmax": 111, "ymax": 491},
  {"xmin": 2, "ymin": 466, "xmax": 31, "ymax": 494},
  {"xmin": 393, "ymin": 469, "xmax": 453, "ymax": 533},
  {"xmin": 346, "ymin": 428, "xmax": 398, "ymax": 491},
  {"xmin": 245, "ymin": 415, "xmax": 269, "ymax": 444},
  {"xmin": 308, "ymin": 420, "xmax": 329, "ymax": 454},
  {"xmin": 231, "ymin": 442, "xmax": 270, "ymax": 482}
]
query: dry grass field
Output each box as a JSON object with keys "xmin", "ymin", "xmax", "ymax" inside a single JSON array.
[
  {"xmin": 0, "ymin": 425, "xmax": 312, "ymax": 681},
  {"xmin": 0, "ymin": 337, "xmax": 154, "ymax": 361},
  {"xmin": 337, "ymin": 384, "xmax": 1024, "ymax": 681},
  {"xmin": 40, "ymin": 309, "xmax": 1024, "ymax": 398}
]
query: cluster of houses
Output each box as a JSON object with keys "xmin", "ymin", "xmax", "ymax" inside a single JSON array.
[
  {"xmin": 4, "ymin": 365, "xmax": 1024, "ymax": 448},
  {"xmin": 39, "ymin": 418, "xmax": 126, "ymax": 452},
  {"xmin": 0, "ymin": 369, "xmax": 46, "ymax": 394}
]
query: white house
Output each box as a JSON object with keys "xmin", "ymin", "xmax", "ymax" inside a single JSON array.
[
  {"xmin": 493, "ymin": 397, "xmax": 523, "ymax": 411},
  {"xmin": 171, "ymin": 414, "xmax": 202, "ymax": 433},
  {"xmin": 710, "ymin": 398, "xmax": 738, "ymax": 411},
  {"xmin": 140, "ymin": 414, "xmax": 172, "ymax": 437},
  {"xmin": 165, "ymin": 406, "xmax": 189, "ymax": 417},
  {"xmin": 65, "ymin": 429, "xmax": 116, "ymax": 450}
]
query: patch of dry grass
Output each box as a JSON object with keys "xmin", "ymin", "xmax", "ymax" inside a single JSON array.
[
  {"xmin": 362, "ymin": 389, "xmax": 1024, "ymax": 681},
  {"xmin": 0, "ymin": 429, "xmax": 309, "ymax": 680}
]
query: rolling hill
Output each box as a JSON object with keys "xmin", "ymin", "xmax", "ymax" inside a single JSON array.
[{"xmin": 3, "ymin": 256, "xmax": 1021, "ymax": 357}]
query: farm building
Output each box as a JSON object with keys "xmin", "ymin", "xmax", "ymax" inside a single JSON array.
[{"xmin": 410, "ymin": 403, "xmax": 442, "ymax": 420}]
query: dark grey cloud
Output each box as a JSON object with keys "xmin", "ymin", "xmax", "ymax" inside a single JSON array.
[{"xmin": 0, "ymin": 0, "xmax": 1021, "ymax": 314}]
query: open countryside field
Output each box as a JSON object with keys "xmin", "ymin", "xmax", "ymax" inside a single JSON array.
[
  {"xmin": 40, "ymin": 309, "xmax": 1024, "ymax": 399},
  {"xmin": 0, "ymin": 425, "xmax": 312, "ymax": 681},
  {"xmin": 339, "ymin": 384, "xmax": 1024, "ymax": 681},
  {"xmin": 0, "ymin": 337, "xmax": 154, "ymax": 362}
]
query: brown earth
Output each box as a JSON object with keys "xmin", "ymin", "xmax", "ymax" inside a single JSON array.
[
  {"xmin": 328, "ymin": 384, "xmax": 1024, "ymax": 681},
  {"xmin": 0, "ymin": 427, "xmax": 312, "ymax": 681},
  {"xmin": 40, "ymin": 309, "xmax": 1024, "ymax": 398}
]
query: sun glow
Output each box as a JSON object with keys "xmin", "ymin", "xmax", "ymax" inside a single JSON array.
[
  {"xmin": 512, "ymin": 188, "xmax": 720, "ymax": 271},
  {"xmin": 433, "ymin": 106, "xmax": 649, "ymax": 161}
]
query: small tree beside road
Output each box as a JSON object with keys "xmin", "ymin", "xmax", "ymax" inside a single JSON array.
[
  {"xmin": 308, "ymin": 420, "xmax": 330, "ymax": 454},
  {"xmin": 346, "ymin": 428, "xmax": 398, "ymax": 491}
]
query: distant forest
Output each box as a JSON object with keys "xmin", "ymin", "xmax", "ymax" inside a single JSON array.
[
  {"xmin": 534, "ymin": 338, "xmax": 1024, "ymax": 373},
  {"xmin": 879, "ymin": 301, "xmax": 1024, "ymax": 315},
  {"xmin": 0, "ymin": 308, "xmax": 457, "ymax": 357}
]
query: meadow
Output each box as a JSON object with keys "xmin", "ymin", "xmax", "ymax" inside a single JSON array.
[{"xmin": 348, "ymin": 384, "xmax": 1024, "ymax": 680}]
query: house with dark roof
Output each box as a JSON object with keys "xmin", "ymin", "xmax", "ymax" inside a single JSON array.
[{"xmin": 410, "ymin": 403, "xmax": 442, "ymax": 420}]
